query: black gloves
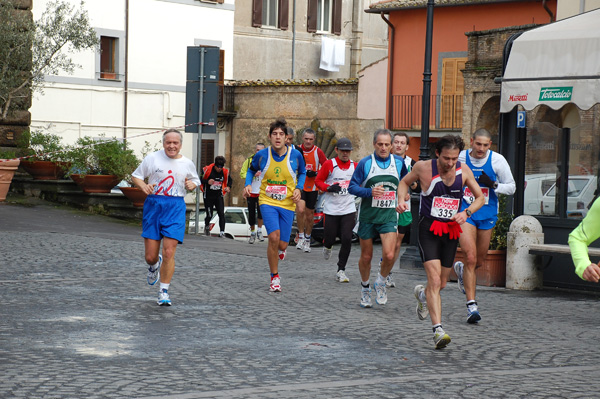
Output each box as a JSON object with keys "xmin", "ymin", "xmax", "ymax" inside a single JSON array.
[
  {"xmin": 479, "ymin": 171, "xmax": 498, "ymax": 189},
  {"xmin": 327, "ymin": 184, "xmax": 342, "ymax": 193},
  {"xmin": 306, "ymin": 170, "xmax": 318, "ymax": 178}
]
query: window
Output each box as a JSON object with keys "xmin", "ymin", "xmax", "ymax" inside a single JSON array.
[
  {"xmin": 100, "ymin": 36, "xmax": 117, "ymax": 80},
  {"xmin": 307, "ymin": 0, "xmax": 341, "ymax": 35},
  {"xmin": 252, "ymin": 0, "xmax": 288, "ymax": 30},
  {"xmin": 440, "ymin": 57, "xmax": 467, "ymax": 129}
]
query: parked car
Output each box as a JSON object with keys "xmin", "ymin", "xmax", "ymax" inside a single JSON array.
[
  {"xmin": 523, "ymin": 173, "xmax": 557, "ymax": 215},
  {"xmin": 188, "ymin": 207, "xmax": 267, "ymax": 240},
  {"xmin": 541, "ymin": 175, "xmax": 597, "ymax": 217}
]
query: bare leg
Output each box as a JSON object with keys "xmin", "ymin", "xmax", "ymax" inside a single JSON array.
[
  {"xmin": 159, "ymin": 237, "xmax": 178, "ymax": 284},
  {"xmin": 267, "ymin": 230, "xmax": 281, "ymax": 274},
  {"xmin": 378, "ymin": 232, "xmax": 397, "ymax": 277},
  {"xmin": 358, "ymin": 238, "xmax": 374, "ymax": 282},
  {"xmin": 423, "ymin": 259, "xmax": 451, "ymax": 325}
]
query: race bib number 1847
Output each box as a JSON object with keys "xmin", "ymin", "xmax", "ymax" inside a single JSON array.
[{"xmin": 372, "ymin": 191, "xmax": 396, "ymax": 208}]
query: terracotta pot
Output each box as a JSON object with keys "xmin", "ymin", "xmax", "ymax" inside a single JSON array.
[
  {"xmin": 21, "ymin": 160, "xmax": 71, "ymax": 180},
  {"xmin": 0, "ymin": 159, "xmax": 21, "ymax": 201},
  {"xmin": 450, "ymin": 247, "xmax": 506, "ymax": 287},
  {"xmin": 71, "ymin": 174, "xmax": 121, "ymax": 193},
  {"xmin": 119, "ymin": 186, "xmax": 148, "ymax": 207}
]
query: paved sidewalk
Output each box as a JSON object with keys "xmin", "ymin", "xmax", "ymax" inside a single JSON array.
[{"xmin": 1, "ymin": 199, "xmax": 600, "ymax": 398}]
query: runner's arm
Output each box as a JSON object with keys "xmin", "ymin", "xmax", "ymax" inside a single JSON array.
[
  {"xmin": 569, "ymin": 199, "xmax": 600, "ymax": 280},
  {"xmin": 492, "ymin": 154, "xmax": 516, "ymax": 195},
  {"xmin": 458, "ymin": 164, "xmax": 485, "ymax": 223},
  {"xmin": 294, "ymin": 150, "xmax": 307, "ymax": 190},
  {"xmin": 240, "ymin": 157, "xmax": 250, "ymax": 179},
  {"xmin": 348, "ymin": 157, "xmax": 372, "ymax": 198},
  {"xmin": 315, "ymin": 160, "xmax": 333, "ymax": 191}
]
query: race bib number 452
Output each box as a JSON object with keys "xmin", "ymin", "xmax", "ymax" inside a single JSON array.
[
  {"xmin": 265, "ymin": 185, "xmax": 287, "ymax": 201},
  {"xmin": 431, "ymin": 196, "xmax": 460, "ymax": 219},
  {"xmin": 372, "ymin": 191, "xmax": 396, "ymax": 208}
]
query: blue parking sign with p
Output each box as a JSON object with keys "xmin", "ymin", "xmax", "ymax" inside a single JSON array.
[{"xmin": 517, "ymin": 111, "xmax": 526, "ymax": 128}]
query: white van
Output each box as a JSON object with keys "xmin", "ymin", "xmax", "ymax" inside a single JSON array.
[
  {"xmin": 523, "ymin": 174, "xmax": 556, "ymax": 215},
  {"xmin": 541, "ymin": 175, "xmax": 597, "ymax": 217}
]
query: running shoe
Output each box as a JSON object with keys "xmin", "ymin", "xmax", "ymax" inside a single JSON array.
[
  {"xmin": 336, "ymin": 270, "xmax": 349, "ymax": 283},
  {"xmin": 147, "ymin": 254, "xmax": 162, "ymax": 286},
  {"xmin": 374, "ymin": 279, "xmax": 388, "ymax": 305},
  {"xmin": 433, "ymin": 327, "xmax": 451, "ymax": 349},
  {"xmin": 303, "ymin": 239, "xmax": 311, "ymax": 253},
  {"xmin": 278, "ymin": 250, "xmax": 286, "ymax": 261},
  {"xmin": 157, "ymin": 289, "xmax": 171, "ymax": 306},
  {"xmin": 467, "ymin": 302, "xmax": 482, "ymax": 324},
  {"xmin": 257, "ymin": 230, "xmax": 265, "ymax": 241},
  {"xmin": 249, "ymin": 232, "xmax": 256, "ymax": 244},
  {"xmin": 323, "ymin": 246, "xmax": 332, "ymax": 260},
  {"xmin": 360, "ymin": 287, "xmax": 372, "ymax": 308},
  {"xmin": 270, "ymin": 275, "xmax": 281, "ymax": 292},
  {"xmin": 454, "ymin": 261, "xmax": 466, "ymax": 294},
  {"xmin": 296, "ymin": 238, "xmax": 304, "ymax": 250},
  {"xmin": 386, "ymin": 272, "xmax": 396, "ymax": 288},
  {"xmin": 219, "ymin": 231, "xmax": 225, "ymax": 238},
  {"xmin": 414, "ymin": 284, "xmax": 429, "ymax": 320},
  {"xmin": 204, "ymin": 225, "xmax": 210, "ymax": 236}
]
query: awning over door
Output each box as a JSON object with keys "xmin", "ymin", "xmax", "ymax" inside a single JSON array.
[{"xmin": 500, "ymin": 9, "xmax": 600, "ymax": 113}]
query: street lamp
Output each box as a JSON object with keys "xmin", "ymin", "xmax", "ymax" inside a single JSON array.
[{"xmin": 419, "ymin": 0, "xmax": 435, "ymax": 161}]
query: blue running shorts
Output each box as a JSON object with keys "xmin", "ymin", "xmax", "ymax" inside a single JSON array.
[
  {"xmin": 260, "ymin": 204, "xmax": 295, "ymax": 243},
  {"xmin": 142, "ymin": 195, "xmax": 187, "ymax": 243},
  {"xmin": 465, "ymin": 216, "xmax": 498, "ymax": 230}
]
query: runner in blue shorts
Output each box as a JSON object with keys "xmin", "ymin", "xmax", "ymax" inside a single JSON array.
[
  {"xmin": 132, "ymin": 129, "xmax": 200, "ymax": 306},
  {"xmin": 243, "ymin": 117, "xmax": 306, "ymax": 292}
]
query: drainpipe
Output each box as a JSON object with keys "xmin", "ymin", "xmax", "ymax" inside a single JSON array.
[
  {"xmin": 381, "ymin": 13, "xmax": 394, "ymax": 130},
  {"xmin": 542, "ymin": 0, "xmax": 555, "ymax": 22},
  {"xmin": 350, "ymin": 0, "xmax": 363, "ymax": 77},
  {"xmin": 291, "ymin": 0, "xmax": 296, "ymax": 79},
  {"xmin": 123, "ymin": 0, "xmax": 129, "ymax": 140}
]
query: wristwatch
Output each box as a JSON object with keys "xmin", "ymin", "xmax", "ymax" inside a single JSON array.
[
  {"xmin": 465, "ymin": 209, "xmax": 472, "ymax": 217},
  {"xmin": 493, "ymin": 181, "xmax": 499, "ymax": 189}
]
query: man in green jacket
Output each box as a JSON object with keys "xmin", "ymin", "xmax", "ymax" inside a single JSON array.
[{"xmin": 569, "ymin": 197, "xmax": 600, "ymax": 282}]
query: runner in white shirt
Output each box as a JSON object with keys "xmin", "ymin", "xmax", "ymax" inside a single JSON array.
[
  {"xmin": 132, "ymin": 129, "xmax": 200, "ymax": 306},
  {"xmin": 453, "ymin": 129, "xmax": 516, "ymax": 323}
]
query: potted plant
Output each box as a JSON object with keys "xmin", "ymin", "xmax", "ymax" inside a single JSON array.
[
  {"xmin": 19, "ymin": 130, "xmax": 72, "ymax": 180},
  {"xmin": 452, "ymin": 194, "xmax": 514, "ymax": 287},
  {"xmin": 118, "ymin": 140, "xmax": 159, "ymax": 207},
  {"xmin": 0, "ymin": 149, "xmax": 20, "ymax": 201},
  {"xmin": 68, "ymin": 135, "xmax": 139, "ymax": 193}
]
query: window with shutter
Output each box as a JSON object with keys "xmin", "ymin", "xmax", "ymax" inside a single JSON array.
[
  {"xmin": 307, "ymin": 0, "xmax": 317, "ymax": 32},
  {"xmin": 262, "ymin": 0, "xmax": 278, "ymax": 27},
  {"xmin": 440, "ymin": 57, "xmax": 466, "ymax": 129},
  {"xmin": 253, "ymin": 0, "xmax": 287, "ymax": 29},
  {"xmin": 100, "ymin": 36, "xmax": 118, "ymax": 80},
  {"xmin": 252, "ymin": 0, "xmax": 262, "ymax": 27}
]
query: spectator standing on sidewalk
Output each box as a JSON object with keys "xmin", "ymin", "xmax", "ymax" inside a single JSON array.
[
  {"xmin": 240, "ymin": 142, "xmax": 266, "ymax": 243},
  {"xmin": 348, "ymin": 129, "xmax": 407, "ymax": 309},
  {"xmin": 201, "ymin": 156, "xmax": 232, "ymax": 237},
  {"xmin": 397, "ymin": 134, "xmax": 484, "ymax": 349},
  {"xmin": 296, "ymin": 128, "xmax": 328, "ymax": 253},
  {"xmin": 453, "ymin": 128, "xmax": 516, "ymax": 324},
  {"xmin": 131, "ymin": 128, "xmax": 201, "ymax": 306},
  {"xmin": 243, "ymin": 117, "xmax": 306, "ymax": 292},
  {"xmin": 315, "ymin": 138, "xmax": 357, "ymax": 283}
]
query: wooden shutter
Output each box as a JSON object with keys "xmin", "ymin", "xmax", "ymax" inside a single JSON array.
[
  {"xmin": 307, "ymin": 0, "xmax": 317, "ymax": 33},
  {"xmin": 440, "ymin": 57, "xmax": 466, "ymax": 129},
  {"xmin": 279, "ymin": 0, "xmax": 289, "ymax": 30},
  {"xmin": 201, "ymin": 140, "xmax": 215, "ymax": 169},
  {"xmin": 252, "ymin": 0, "xmax": 262, "ymax": 27},
  {"xmin": 332, "ymin": 0, "xmax": 342, "ymax": 35}
]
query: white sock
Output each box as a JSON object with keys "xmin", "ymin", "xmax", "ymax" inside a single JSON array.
[
  {"xmin": 299, "ymin": 233, "xmax": 305, "ymax": 240},
  {"xmin": 160, "ymin": 283, "xmax": 170, "ymax": 291},
  {"xmin": 361, "ymin": 280, "xmax": 370, "ymax": 288},
  {"xmin": 305, "ymin": 235, "xmax": 311, "ymax": 241}
]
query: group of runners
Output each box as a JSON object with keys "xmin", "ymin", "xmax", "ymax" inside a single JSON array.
[{"xmin": 133, "ymin": 120, "xmax": 516, "ymax": 349}]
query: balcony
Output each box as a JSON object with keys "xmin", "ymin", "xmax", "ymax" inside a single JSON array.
[{"xmin": 391, "ymin": 94, "xmax": 463, "ymax": 131}]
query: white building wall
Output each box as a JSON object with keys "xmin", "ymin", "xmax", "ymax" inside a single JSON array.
[
  {"xmin": 30, "ymin": 0, "xmax": 234, "ymax": 161},
  {"xmin": 557, "ymin": 0, "xmax": 600, "ymax": 19}
]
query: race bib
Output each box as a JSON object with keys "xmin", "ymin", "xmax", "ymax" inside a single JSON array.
[
  {"xmin": 265, "ymin": 185, "xmax": 287, "ymax": 201},
  {"xmin": 463, "ymin": 187, "xmax": 489, "ymax": 205},
  {"xmin": 333, "ymin": 180, "xmax": 350, "ymax": 196},
  {"xmin": 306, "ymin": 164, "xmax": 314, "ymax": 171},
  {"xmin": 210, "ymin": 181, "xmax": 223, "ymax": 191},
  {"xmin": 431, "ymin": 196, "xmax": 460, "ymax": 219},
  {"xmin": 372, "ymin": 191, "xmax": 396, "ymax": 208}
]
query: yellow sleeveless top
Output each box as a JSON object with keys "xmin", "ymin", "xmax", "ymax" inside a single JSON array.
[{"xmin": 259, "ymin": 147, "xmax": 297, "ymax": 211}]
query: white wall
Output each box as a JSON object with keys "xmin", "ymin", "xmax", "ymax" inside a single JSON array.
[
  {"xmin": 557, "ymin": 0, "xmax": 600, "ymax": 19},
  {"xmin": 357, "ymin": 58, "xmax": 387, "ymax": 120},
  {"xmin": 30, "ymin": 0, "xmax": 234, "ymax": 161}
]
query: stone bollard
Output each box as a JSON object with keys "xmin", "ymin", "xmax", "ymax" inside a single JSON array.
[{"xmin": 506, "ymin": 215, "xmax": 544, "ymax": 290}]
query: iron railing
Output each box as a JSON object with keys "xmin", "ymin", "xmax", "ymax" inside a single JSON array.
[
  {"xmin": 391, "ymin": 94, "xmax": 463, "ymax": 131},
  {"xmin": 219, "ymin": 85, "xmax": 235, "ymax": 112}
]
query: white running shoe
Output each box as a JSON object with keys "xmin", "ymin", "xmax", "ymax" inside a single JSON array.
[
  {"xmin": 336, "ymin": 270, "xmax": 349, "ymax": 283},
  {"xmin": 157, "ymin": 289, "xmax": 171, "ymax": 306},
  {"xmin": 257, "ymin": 230, "xmax": 265, "ymax": 241},
  {"xmin": 414, "ymin": 284, "xmax": 429, "ymax": 320},
  {"xmin": 249, "ymin": 232, "xmax": 256, "ymax": 244},
  {"xmin": 147, "ymin": 255, "xmax": 162, "ymax": 286},
  {"xmin": 323, "ymin": 247, "xmax": 332, "ymax": 260},
  {"xmin": 433, "ymin": 327, "xmax": 451, "ymax": 349},
  {"xmin": 374, "ymin": 279, "xmax": 388, "ymax": 305},
  {"xmin": 296, "ymin": 238, "xmax": 304, "ymax": 250},
  {"xmin": 467, "ymin": 302, "xmax": 482, "ymax": 324},
  {"xmin": 385, "ymin": 272, "xmax": 396, "ymax": 288},
  {"xmin": 360, "ymin": 287, "xmax": 372, "ymax": 308},
  {"xmin": 303, "ymin": 239, "xmax": 311, "ymax": 253},
  {"xmin": 270, "ymin": 275, "xmax": 281, "ymax": 292},
  {"xmin": 454, "ymin": 261, "xmax": 466, "ymax": 294}
]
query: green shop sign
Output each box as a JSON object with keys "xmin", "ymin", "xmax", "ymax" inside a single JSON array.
[{"xmin": 539, "ymin": 87, "xmax": 573, "ymax": 101}]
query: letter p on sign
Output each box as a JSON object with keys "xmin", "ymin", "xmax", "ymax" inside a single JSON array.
[{"xmin": 517, "ymin": 111, "xmax": 526, "ymax": 128}]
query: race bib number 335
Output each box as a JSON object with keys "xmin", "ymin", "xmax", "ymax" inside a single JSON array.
[{"xmin": 431, "ymin": 196, "xmax": 460, "ymax": 219}]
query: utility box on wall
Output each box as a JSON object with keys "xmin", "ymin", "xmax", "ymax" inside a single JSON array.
[{"xmin": 185, "ymin": 46, "xmax": 220, "ymax": 134}]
